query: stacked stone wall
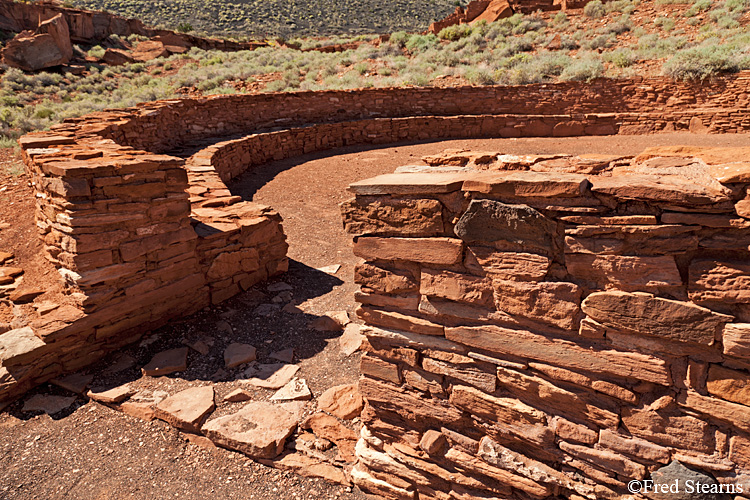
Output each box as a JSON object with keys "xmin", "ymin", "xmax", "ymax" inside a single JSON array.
[
  {"xmin": 4, "ymin": 74, "xmax": 749, "ymax": 405},
  {"xmin": 342, "ymin": 151, "xmax": 750, "ymax": 499}
]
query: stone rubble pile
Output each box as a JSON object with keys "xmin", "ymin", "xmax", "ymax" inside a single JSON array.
[{"xmin": 342, "ymin": 147, "xmax": 750, "ymax": 499}]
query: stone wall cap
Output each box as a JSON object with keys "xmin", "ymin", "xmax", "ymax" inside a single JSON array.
[{"xmin": 348, "ymin": 172, "xmax": 468, "ymax": 195}]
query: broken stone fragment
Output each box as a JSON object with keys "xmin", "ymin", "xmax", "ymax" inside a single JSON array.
[
  {"xmin": 224, "ymin": 343, "xmax": 257, "ymax": 368},
  {"xmin": 223, "ymin": 388, "xmax": 252, "ymax": 402},
  {"xmin": 243, "ymin": 363, "xmax": 300, "ymax": 389},
  {"xmin": 260, "ymin": 452, "xmax": 350, "ymax": 485},
  {"xmin": 270, "ymin": 348, "xmax": 294, "ymax": 363},
  {"xmin": 339, "ymin": 323, "xmax": 364, "ymax": 356},
  {"xmin": 88, "ymin": 384, "xmax": 136, "ymax": 404},
  {"xmin": 141, "ymin": 347, "xmax": 188, "ymax": 376},
  {"xmin": 317, "ymin": 383, "xmax": 364, "ymax": 420},
  {"xmin": 270, "ymin": 378, "xmax": 312, "ymax": 401},
  {"xmin": 51, "ymin": 372, "xmax": 93, "ymax": 394},
  {"xmin": 202, "ymin": 401, "xmax": 300, "ymax": 459},
  {"xmin": 154, "ymin": 386, "xmax": 215, "ymax": 433},
  {"xmin": 22, "ymin": 394, "xmax": 76, "ymax": 415}
]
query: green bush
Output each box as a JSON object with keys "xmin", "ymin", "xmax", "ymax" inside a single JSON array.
[
  {"xmin": 606, "ymin": 47, "xmax": 638, "ymax": 67},
  {"xmin": 438, "ymin": 24, "xmax": 474, "ymax": 41},
  {"xmin": 584, "ymin": 0, "xmax": 607, "ymax": 17},
  {"xmin": 405, "ymin": 34, "xmax": 439, "ymax": 53},
  {"xmin": 654, "ymin": 16, "xmax": 676, "ymax": 30},
  {"xmin": 560, "ymin": 54, "xmax": 604, "ymax": 81},
  {"xmin": 663, "ymin": 44, "xmax": 746, "ymax": 79},
  {"xmin": 684, "ymin": 0, "xmax": 712, "ymax": 16},
  {"xmin": 177, "ymin": 22, "xmax": 193, "ymax": 33}
]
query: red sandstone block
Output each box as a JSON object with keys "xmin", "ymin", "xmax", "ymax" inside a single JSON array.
[
  {"xmin": 420, "ymin": 269, "xmax": 493, "ymax": 307},
  {"xmin": 348, "ymin": 172, "xmax": 466, "ymax": 195},
  {"xmin": 353, "ymin": 237, "xmax": 463, "ymax": 265},
  {"xmin": 357, "ymin": 306, "xmax": 444, "ymax": 336},
  {"xmin": 360, "ymin": 354, "xmax": 402, "ymax": 385},
  {"xmin": 211, "ymin": 283, "xmax": 241, "ymax": 304},
  {"xmin": 462, "ymin": 170, "xmax": 588, "ymax": 198},
  {"xmin": 566, "ymin": 254, "xmax": 683, "ymax": 293}
]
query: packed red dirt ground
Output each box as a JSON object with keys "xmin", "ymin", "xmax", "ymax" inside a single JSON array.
[{"xmin": 1, "ymin": 132, "xmax": 750, "ymax": 499}]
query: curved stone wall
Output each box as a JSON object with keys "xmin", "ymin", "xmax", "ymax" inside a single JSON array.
[{"xmin": 4, "ymin": 74, "xmax": 750, "ymax": 410}]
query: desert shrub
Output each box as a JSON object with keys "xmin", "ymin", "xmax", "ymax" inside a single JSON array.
[
  {"xmin": 584, "ymin": 34, "xmax": 615, "ymax": 49},
  {"xmin": 560, "ymin": 53, "xmax": 604, "ymax": 81},
  {"xmin": 87, "ymin": 45, "xmax": 105, "ymax": 59},
  {"xmin": 606, "ymin": 14, "xmax": 632, "ymax": 34},
  {"xmin": 390, "ymin": 31, "xmax": 410, "ymax": 48},
  {"xmin": 606, "ymin": 0, "xmax": 637, "ymax": 12},
  {"xmin": 684, "ymin": 0, "xmax": 712, "ymax": 15},
  {"xmin": 654, "ymin": 16, "xmax": 676, "ymax": 30},
  {"xmin": 0, "ymin": 136, "xmax": 19, "ymax": 149},
  {"xmin": 438, "ymin": 24, "xmax": 474, "ymax": 41},
  {"xmin": 606, "ymin": 47, "xmax": 638, "ymax": 67},
  {"xmin": 405, "ymin": 34, "xmax": 439, "ymax": 53},
  {"xmin": 463, "ymin": 67, "xmax": 496, "ymax": 85},
  {"xmin": 663, "ymin": 43, "xmax": 747, "ymax": 79},
  {"xmin": 637, "ymin": 34, "xmax": 689, "ymax": 58},
  {"xmin": 552, "ymin": 11, "xmax": 568, "ymax": 24},
  {"xmin": 656, "ymin": 0, "xmax": 690, "ymax": 4},
  {"xmin": 584, "ymin": 0, "xmax": 607, "ymax": 17},
  {"xmin": 176, "ymin": 22, "xmax": 193, "ymax": 33}
]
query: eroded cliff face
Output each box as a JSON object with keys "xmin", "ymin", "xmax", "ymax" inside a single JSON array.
[{"xmin": 344, "ymin": 147, "xmax": 750, "ymax": 500}]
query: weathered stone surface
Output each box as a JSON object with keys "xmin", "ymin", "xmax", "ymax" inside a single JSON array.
[
  {"xmin": 454, "ymin": 200, "xmax": 558, "ymax": 254},
  {"xmin": 420, "ymin": 269, "xmax": 493, "ymax": 306},
  {"xmin": 357, "ymin": 306, "xmax": 444, "ymax": 336},
  {"xmin": 567, "ymin": 254, "xmax": 682, "ymax": 292},
  {"xmin": 0, "ymin": 327, "xmax": 47, "ymax": 367},
  {"xmin": 496, "ymin": 366, "xmax": 618, "ymax": 429},
  {"xmin": 493, "ymin": 280, "xmax": 581, "ymax": 330},
  {"xmin": 222, "ymin": 388, "xmax": 252, "ymax": 402},
  {"xmin": 341, "ymin": 198, "xmax": 444, "ymax": 236},
  {"xmin": 446, "ymin": 325, "xmax": 671, "ymax": 385},
  {"xmin": 355, "ymin": 262, "xmax": 418, "ymax": 294},
  {"xmin": 317, "ymin": 383, "xmax": 364, "ymax": 420},
  {"xmin": 449, "ymin": 384, "xmax": 546, "ymax": 427},
  {"xmin": 590, "ymin": 170, "xmax": 731, "ymax": 205},
  {"xmin": 478, "ymin": 436, "xmax": 576, "ymax": 491},
  {"xmin": 363, "ymin": 325, "xmax": 466, "ymax": 354},
  {"xmin": 550, "ymin": 417, "xmax": 597, "ymax": 444},
  {"xmin": 689, "ymin": 259, "xmax": 750, "ymax": 305},
  {"xmin": 2, "ymin": 14, "xmax": 72, "ymax": 71},
  {"xmin": 361, "ymin": 354, "xmax": 402, "ymax": 384},
  {"xmin": 22, "ymin": 394, "xmax": 76, "ymax": 414},
  {"xmin": 244, "ymin": 363, "xmax": 299, "ymax": 389},
  {"xmin": 202, "ymin": 401, "xmax": 300, "ymax": 459},
  {"xmin": 88, "ymin": 384, "xmax": 135, "ymax": 404},
  {"xmin": 270, "ymin": 348, "xmax": 294, "ymax": 363},
  {"xmin": 461, "ymin": 171, "xmax": 588, "ymax": 198},
  {"xmin": 649, "ymin": 460, "xmax": 722, "ymax": 500},
  {"xmin": 443, "ymin": 447, "xmax": 553, "ymax": 497},
  {"xmin": 706, "ymin": 365, "xmax": 750, "ymax": 407},
  {"xmin": 422, "ymin": 357, "xmax": 496, "ymax": 393},
  {"xmin": 355, "ymin": 291, "xmax": 420, "ymax": 311},
  {"xmin": 224, "ymin": 343, "xmax": 257, "ymax": 368},
  {"xmin": 154, "ymin": 386, "xmax": 215, "ymax": 432},
  {"xmin": 529, "ymin": 362, "xmax": 638, "ymax": 404},
  {"xmin": 304, "ymin": 412, "xmax": 358, "ymax": 443},
  {"xmin": 560, "ymin": 441, "xmax": 646, "ymax": 479},
  {"xmin": 339, "ymin": 323, "xmax": 365, "ymax": 356},
  {"xmin": 565, "ymin": 224, "xmax": 699, "ymax": 256},
  {"xmin": 354, "ymin": 237, "xmax": 463, "ymax": 265},
  {"xmin": 262, "ymin": 452, "xmax": 349, "ymax": 485},
  {"xmin": 622, "ymin": 405, "xmax": 714, "ymax": 453},
  {"xmin": 420, "ymin": 430, "xmax": 447, "ymax": 455},
  {"xmin": 142, "ymin": 347, "xmax": 188, "ymax": 376},
  {"xmin": 723, "ymin": 323, "xmax": 750, "ymax": 359},
  {"xmin": 598, "ymin": 429, "xmax": 671, "ymax": 464},
  {"xmin": 360, "ymin": 377, "xmax": 464, "ymax": 426},
  {"xmin": 348, "ymin": 172, "xmax": 466, "ymax": 195},
  {"xmin": 464, "ymin": 247, "xmax": 550, "ymax": 281},
  {"xmin": 270, "ymin": 378, "xmax": 312, "ymax": 401},
  {"xmin": 582, "ymin": 291, "xmax": 731, "ymax": 345},
  {"xmin": 51, "ymin": 372, "xmax": 93, "ymax": 394},
  {"xmin": 9, "ymin": 287, "xmax": 45, "ymax": 303}
]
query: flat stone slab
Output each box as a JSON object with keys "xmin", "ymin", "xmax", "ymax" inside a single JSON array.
[
  {"xmin": 51, "ymin": 372, "xmax": 93, "ymax": 394},
  {"xmin": 224, "ymin": 343, "xmax": 257, "ymax": 368},
  {"xmin": 339, "ymin": 323, "xmax": 364, "ymax": 356},
  {"xmin": 154, "ymin": 386, "xmax": 215, "ymax": 432},
  {"xmin": 202, "ymin": 401, "xmax": 300, "ymax": 459},
  {"xmin": 0, "ymin": 327, "xmax": 47, "ymax": 367},
  {"xmin": 260, "ymin": 452, "xmax": 349, "ymax": 485},
  {"xmin": 22, "ymin": 394, "xmax": 76, "ymax": 414},
  {"xmin": 243, "ymin": 364, "xmax": 300, "ymax": 389},
  {"xmin": 141, "ymin": 347, "xmax": 188, "ymax": 376},
  {"xmin": 271, "ymin": 378, "xmax": 312, "ymax": 401},
  {"xmin": 224, "ymin": 388, "xmax": 252, "ymax": 402},
  {"xmin": 88, "ymin": 384, "xmax": 135, "ymax": 404},
  {"xmin": 270, "ymin": 348, "xmax": 294, "ymax": 363},
  {"xmin": 317, "ymin": 383, "xmax": 364, "ymax": 420},
  {"xmin": 348, "ymin": 172, "xmax": 467, "ymax": 195}
]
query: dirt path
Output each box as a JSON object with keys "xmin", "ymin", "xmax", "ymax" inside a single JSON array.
[{"xmin": 1, "ymin": 132, "xmax": 749, "ymax": 499}]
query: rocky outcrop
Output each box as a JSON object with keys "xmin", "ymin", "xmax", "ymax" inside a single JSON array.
[
  {"xmin": 1, "ymin": 13, "xmax": 72, "ymax": 71},
  {"xmin": 344, "ymin": 148, "xmax": 750, "ymax": 500}
]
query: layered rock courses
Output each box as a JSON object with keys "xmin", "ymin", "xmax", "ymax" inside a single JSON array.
[{"xmin": 3, "ymin": 76, "xmax": 750, "ymax": 497}]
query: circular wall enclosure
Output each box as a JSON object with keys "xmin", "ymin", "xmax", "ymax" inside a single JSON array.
[{"xmin": 5, "ymin": 75, "xmax": 750, "ymax": 404}]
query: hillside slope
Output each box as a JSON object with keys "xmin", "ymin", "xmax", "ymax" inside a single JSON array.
[{"xmin": 70, "ymin": 0, "xmax": 459, "ymax": 37}]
